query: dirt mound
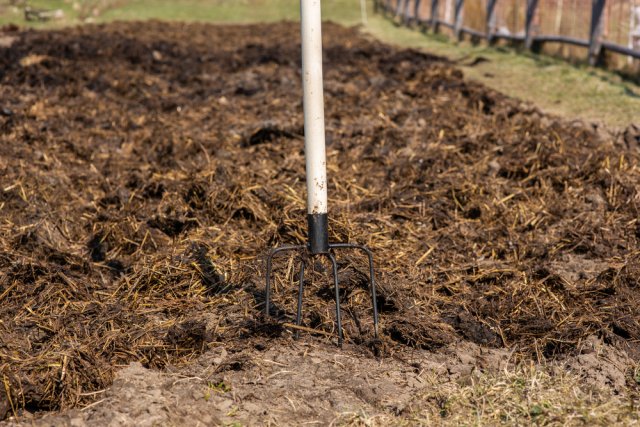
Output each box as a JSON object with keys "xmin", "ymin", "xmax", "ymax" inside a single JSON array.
[
  {"xmin": 1, "ymin": 21, "xmax": 639, "ymax": 420},
  {"xmin": 7, "ymin": 340, "xmax": 635, "ymax": 426},
  {"xmin": 7, "ymin": 341, "xmax": 512, "ymax": 426}
]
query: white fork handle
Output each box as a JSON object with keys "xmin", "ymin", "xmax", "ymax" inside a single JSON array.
[{"xmin": 301, "ymin": 0, "xmax": 328, "ymax": 216}]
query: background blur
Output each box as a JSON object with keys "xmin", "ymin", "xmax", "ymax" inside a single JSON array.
[{"xmin": 1, "ymin": 0, "xmax": 638, "ymax": 128}]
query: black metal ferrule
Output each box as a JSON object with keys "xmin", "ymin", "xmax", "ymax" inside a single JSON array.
[{"xmin": 307, "ymin": 213, "xmax": 329, "ymax": 254}]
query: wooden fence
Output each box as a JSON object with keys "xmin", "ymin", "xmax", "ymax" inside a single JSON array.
[{"xmin": 375, "ymin": 0, "xmax": 640, "ymax": 68}]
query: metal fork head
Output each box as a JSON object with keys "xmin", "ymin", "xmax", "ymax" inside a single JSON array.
[{"xmin": 264, "ymin": 243, "xmax": 380, "ymax": 347}]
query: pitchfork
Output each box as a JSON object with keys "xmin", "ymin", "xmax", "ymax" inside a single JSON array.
[{"xmin": 264, "ymin": 0, "xmax": 379, "ymax": 347}]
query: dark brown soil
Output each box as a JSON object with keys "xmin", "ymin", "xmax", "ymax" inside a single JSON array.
[{"xmin": 1, "ymin": 20, "xmax": 639, "ymax": 421}]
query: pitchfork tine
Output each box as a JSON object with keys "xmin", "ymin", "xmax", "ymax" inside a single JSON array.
[
  {"xmin": 330, "ymin": 243, "xmax": 379, "ymax": 339},
  {"xmin": 294, "ymin": 260, "xmax": 306, "ymax": 340},
  {"xmin": 265, "ymin": 245, "xmax": 304, "ymax": 317},
  {"xmin": 326, "ymin": 251, "xmax": 344, "ymax": 346}
]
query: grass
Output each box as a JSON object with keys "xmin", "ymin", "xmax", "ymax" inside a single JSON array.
[
  {"xmin": 1, "ymin": 0, "xmax": 638, "ymax": 129},
  {"xmin": 364, "ymin": 17, "xmax": 640, "ymax": 130},
  {"xmin": 98, "ymin": 0, "xmax": 363, "ymax": 25},
  {"xmin": 0, "ymin": 0, "xmax": 74, "ymax": 27},
  {"xmin": 335, "ymin": 364, "xmax": 640, "ymax": 426},
  {"xmin": 0, "ymin": 0, "xmax": 363, "ymax": 26}
]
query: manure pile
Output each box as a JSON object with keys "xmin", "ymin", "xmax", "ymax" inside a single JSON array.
[{"xmin": 0, "ymin": 21, "xmax": 639, "ymax": 419}]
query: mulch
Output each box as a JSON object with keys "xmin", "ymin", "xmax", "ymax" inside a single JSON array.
[{"xmin": 1, "ymin": 20, "xmax": 639, "ymax": 419}]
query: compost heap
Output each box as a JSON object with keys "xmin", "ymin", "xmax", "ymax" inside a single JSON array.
[{"xmin": 0, "ymin": 21, "xmax": 639, "ymax": 419}]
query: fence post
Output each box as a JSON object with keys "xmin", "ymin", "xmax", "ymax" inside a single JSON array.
[
  {"xmin": 486, "ymin": 0, "xmax": 498, "ymax": 44},
  {"xmin": 361, "ymin": 0, "xmax": 368, "ymax": 24},
  {"xmin": 454, "ymin": 0, "xmax": 464, "ymax": 40},
  {"xmin": 588, "ymin": 0, "xmax": 607, "ymax": 66},
  {"xmin": 414, "ymin": 0, "xmax": 422, "ymax": 25},
  {"xmin": 403, "ymin": 0, "xmax": 412, "ymax": 24},
  {"xmin": 430, "ymin": 0, "xmax": 440, "ymax": 32},
  {"xmin": 525, "ymin": 0, "xmax": 539, "ymax": 50},
  {"xmin": 395, "ymin": 0, "xmax": 405, "ymax": 18}
]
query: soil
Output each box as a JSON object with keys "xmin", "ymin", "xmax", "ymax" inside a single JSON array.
[
  {"xmin": 11, "ymin": 341, "xmax": 512, "ymax": 426},
  {"xmin": 0, "ymin": 20, "xmax": 639, "ymax": 424}
]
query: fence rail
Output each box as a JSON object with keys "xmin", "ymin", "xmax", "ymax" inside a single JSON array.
[{"xmin": 375, "ymin": 0, "xmax": 640, "ymax": 68}]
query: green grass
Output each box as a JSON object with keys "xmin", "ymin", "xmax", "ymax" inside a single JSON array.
[
  {"xmin": 98, "ymin": 0, "xmax": 362, "ymax": 25},
  {"xmin": 0, "ymin": 0, "xmax": 76, "ymax": 27},
  {"xmin": 364, "ymin": 16, "xmax": 640, "ymax": 129},
  {"xmin": 0, "ymin": 0, "xmax": 267, "ymax": 26},
  {"xmin": 0, "ymin": 0, "xmax": 362, "ymax": 26},
  {"xmin": 1, "ymin": 0, "xmax": 638, "ymax": 127},
  {"xmin": 98, "ymin": 0, "xmax": 302, "ymax": 24}
]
